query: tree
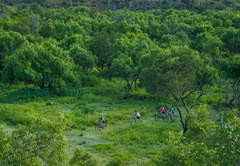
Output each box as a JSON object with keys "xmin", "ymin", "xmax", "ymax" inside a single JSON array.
[
  {"xmin": 10, "ymin": 17, "xmax": 31, "ymax": 35},
  {"xmin": 103, "ymin": 0, "xmax": 111, "ymax": 10},
  {"xmin": 0, "ymin": 30, "xmax": 27, "ymax": 71},
  {"xmin": 0, "ymin": 116, "xmax": 68, "ymax": 165},
  {"xmin": 92, "ymin": 31, "xmax": 122, "ymax": 79},
  {"xmin": 140, "ymin": 46, "xmax": 216, "ymax": 133},
  {"xmin": 154, "ymin": 109, "xmax": 240, "ymax": 165},
  {"xmin": 220, "ymin": 55, "xmax": 240, "ymax": 110},
  {"xmin": 1, "ymin": 42, "xmax": 79, "ymax": 89},
  {"xmin": 30, "ymin": 15, "xmax": 41, "ymax": 35},
  {"xmin": 106, "ymin": 33, "xmax": 154, "ymax": 90},
  {"xmin": 30, "ymin": 3, "xmax": 44, "ymax": 14},
  {"xmin": 69, "ymin": 45, "xmax": 98, "ymax": 74},
  {"xmin": 39, "ymin": 20, "xmax": 55, "ymax": 38}
]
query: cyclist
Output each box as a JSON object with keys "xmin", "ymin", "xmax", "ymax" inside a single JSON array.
[
  {"xmin": 133, "ymin": 110, "xmax": 140, "ymax": 122},
  {"xmin": 167, "ymin": 105, "xmax": 175, "ymax": 119},
  {"xmin": 97, "ymin": 115, "xmax": 105, "ymax": 128},
  {"xmin": 157, "ymin": 105, "xmax": 165, "ymax": 116}
]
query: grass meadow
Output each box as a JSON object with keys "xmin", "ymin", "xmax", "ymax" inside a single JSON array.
[{"xmin": 0, "ymin": 78, "xmax": 225, "ymax": 165}]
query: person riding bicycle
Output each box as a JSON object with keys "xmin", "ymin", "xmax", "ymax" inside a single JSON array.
[
  {"xmin": 97, "ymin": 115, "xmax": 105, "ymax": 128},
  {"xmin": 133, "ymin": 110, "xmax": 140, "ymax": 122},
  {"xmin": 167, "ymin": 105, "xmax": 175, "ymax": 119},
  {"xmin": 157, "ymin": 105, "xmax": 165, "ymax": 116}
]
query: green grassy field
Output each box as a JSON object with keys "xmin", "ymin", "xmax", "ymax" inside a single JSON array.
[{"xmin": 0, "ymin": 79, "xmax": 224, "ymax": 165}]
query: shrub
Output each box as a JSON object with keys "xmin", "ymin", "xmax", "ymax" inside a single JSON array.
[
  {"xmin": 81, "ymin": 94, "xmax": 99, "ymax": 103},
  {"xmin": 95, "ymin": 144, "xmax": 118, "ymax": 153},
  {"xmin": 69, "ymin": 147, "xmax": 97, "ymax": 166},
  {"xmin": 81, "ymin": 75, "xmax": 99, "ymax": 87},
  {"xmin": 0, "ymin": 82, "xmax": 5, "ymax": 89},
  {"xmin": 107, "ymin": 157, "xmax": 124, "ymax": 166},
  {"xmin": 0, "ymin": 105, "xmax": 35, "ymax": 125},
  {"xmin": 9, "ymin": 2, "xmax": 15, "ymax": 6},
  {"xmin": 59, "ymin": 88, "xmax": 92, "ymax": 97},
  {"xmin": 3, "ymin": 88, "xmax": 56, "ymax": 102},
  {"xmin": 185, "ymin": 104, "xmax": 215, "ymax": 142},
  {"xmin": 82, "ymin": 105, "xmax": 95, "ymax": 114},
  {"xmin": 79, "ymin": 140, "xmax": 86, "ymax": 145},
  {"xmin": 76, "ymin": 100, "xmax": 88, "ymax": 106}
]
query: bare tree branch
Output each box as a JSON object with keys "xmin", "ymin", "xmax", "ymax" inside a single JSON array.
[{"xmin": 190, "ymin": 73, "xmax": 204, "ymax": 109}]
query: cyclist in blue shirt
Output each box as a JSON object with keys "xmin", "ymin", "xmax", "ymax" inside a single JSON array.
[
  {"xmin": 97, "ymin": 115, "xmax": 105, "ymax": 128},
  {"xmin": 167, "ymin": 105, "xmax": 175, "ymax": 119},
  {"xmin": 133, "ymin": 110, "xmax": 140, "ymax": 122}
]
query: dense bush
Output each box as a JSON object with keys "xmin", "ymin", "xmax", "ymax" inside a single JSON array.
[
  {"xmin": 2, "ymin": 87, "xmax": 92, "ymax": 102},
  {"xmin": 69, "ymin": 147, "xmax": 97, "ymax": 166},
  {"xmin": 5, "ymin": 88, "xmax": 56, "ymax": 101}
]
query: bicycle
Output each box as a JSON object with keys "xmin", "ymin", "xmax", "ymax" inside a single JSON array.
[
  {"xmin": 95, "ymin": 122, "xmax": 107, "ymax": 131},
  {"xmin": 164, "ymin": 113, "xmax": 177, "ymax": 122},
  {"xmin": 129, "ymin": 117, "xmax": 142, "ymax": 125},
  {"xmin": 155, "ymin": 113, "xmax": 168, "ymax": 121}
]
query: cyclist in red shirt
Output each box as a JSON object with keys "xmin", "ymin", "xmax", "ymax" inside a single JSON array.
[{"xmin": 158, "ymin": 105, "xmax": 165, "ymax": 116}]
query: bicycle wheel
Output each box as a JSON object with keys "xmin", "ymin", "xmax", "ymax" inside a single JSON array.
[
  {"xmin": 95, "ymin": 124, "xmax": 100, "ymax": 131},
  {"xmin": 138, "ymin": 119, "xmax": 142, "ymax": 123},
  {"xmin": 155, "ymin": 115, "xmax": 161, "ymax": 121},
  {"xmin": 130, "ymin": 120, "xmax": 135, "ymax": 125},
  {"xmin": 172, "ymin": 115, "xmax": 177, "ymax": 121},
  {"xmin": 103, "ymin": 123, "xmax": 107, "ymax": 129},
  {"xmin": 163, "ymin": 115, "xmax": 169, "ymax": 122}
]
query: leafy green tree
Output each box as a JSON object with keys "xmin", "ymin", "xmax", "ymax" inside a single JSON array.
[
  {"xmin": 30, "ymin": 15, "xmax": 41, "ymax": 35},
  {"xmin": 229, "ymin": 30, "xmax": 240, "ymax": 54},
  {"xmin": 0, "ymin": 30, "xmax": 27, "ymax": 70},
  {"xmin": 92, "ymin": 31, "xmax": 122, "ymax": 79},
  {"xmin": 220, "ymin": 55, "xmax": 240, "ymax": 109},
  {"xmin": 154, "ymin": 109, "xmax": 240, "ymax": 166},
  {"xmin": 103, "ymin": 0, "xmax": 111, "ymax": 10},
  {"xmin": 185, "ymin": 104, "xmax": 214, "ymax": 142},
  {"xmin": 39, "ymin": 20, "xmax": 55, "ymax": 38},
  {"xmin": 70, "ymin": 45, "xmax": 98, "ymax": 74},
  {"xmin": 210, "ymin": 109, "xmax": 240, "ymax": 165},
  {"xmin": 30, "ymin": 3, "xmax": 44, "ymax": 14},
  {"xmin": 106, "ymin": 33, "xmax": 153, "ymax": 90},
  {"xmin": 140, "ymin": 46, "xmax": 216, "ymax": 133},
  {"xmin": 10, "ymin": 17, "xmax": 31, "ymax": 35},
  {"xmin": 0, "ymin": 4, "xmax": 15, "ymax": 16},
  {"xmin": 0, "ymin": 116, "xmax": 68, "ymax": 165},
  {"xmin": 154, "ymin": 131, "xmax": 215, "ymax": 165},
  {"xmin": 1, "ymin": 42, "xmax": 79, "ymax": 89},
  {"xmin": 0, "ymin": 17, "xmax": 11, "ymax": 31}
]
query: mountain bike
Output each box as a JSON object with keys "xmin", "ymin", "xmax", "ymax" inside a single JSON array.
[
  {"xmin": 155, "ymin": 113, "xmax": 168, "ymax": 121},
  {"xmin": 129, "ymin": 117, "xmax": 142, "ymax": 125},
  {"xmin": 165, "ymin": 113, "xmax": 177, "ymax": 122},
  {"xmin": 95, "ymin": 122, "xmax": 107, "ymax": 131}
]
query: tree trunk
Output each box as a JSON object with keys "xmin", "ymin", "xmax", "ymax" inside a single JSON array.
[
  {"xmin": 170, "ymin": 97, "xmax": 188, "ymax": 133},
  {"xmin": 182, "ymin": 98, "xmax": 189, "ymax": 113},
  {"xmin": 235, "ymin": 80, "xmax": 240, "ymax": 109},
  {"xmin": 176, "ymin": 103, "xmax": 188, "ymax": 133},
  {"xmin": 134, "ymin": 77, "xmax": 138, "ymax": 89},
  {"xmin": 38, "ymin": 83, "xmax": 45, "ymax": 89},
  {"xmin": 128, "ymin": 83, "xmax": 132, "ymax": 90},
  {"xmin": 233, "ymin": 79, "xmax": 239, "ymax": 109}
]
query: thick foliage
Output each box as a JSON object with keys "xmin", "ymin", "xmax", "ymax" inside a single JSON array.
[{"xmin": 0, "ymin": 117, "xmax": 68, "ymax": 165}]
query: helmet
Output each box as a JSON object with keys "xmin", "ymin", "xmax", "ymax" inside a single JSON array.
[
  {"xmin": 135, "ymin": 110, "xmax": 138, "ymax": 112},
  {"xmin": 169, "ymin": 105, "xmax": 172, "ymax": 108},
  {"xmin": 160, "ymin": 105, "xmax": 163, "ymax": 107}
]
